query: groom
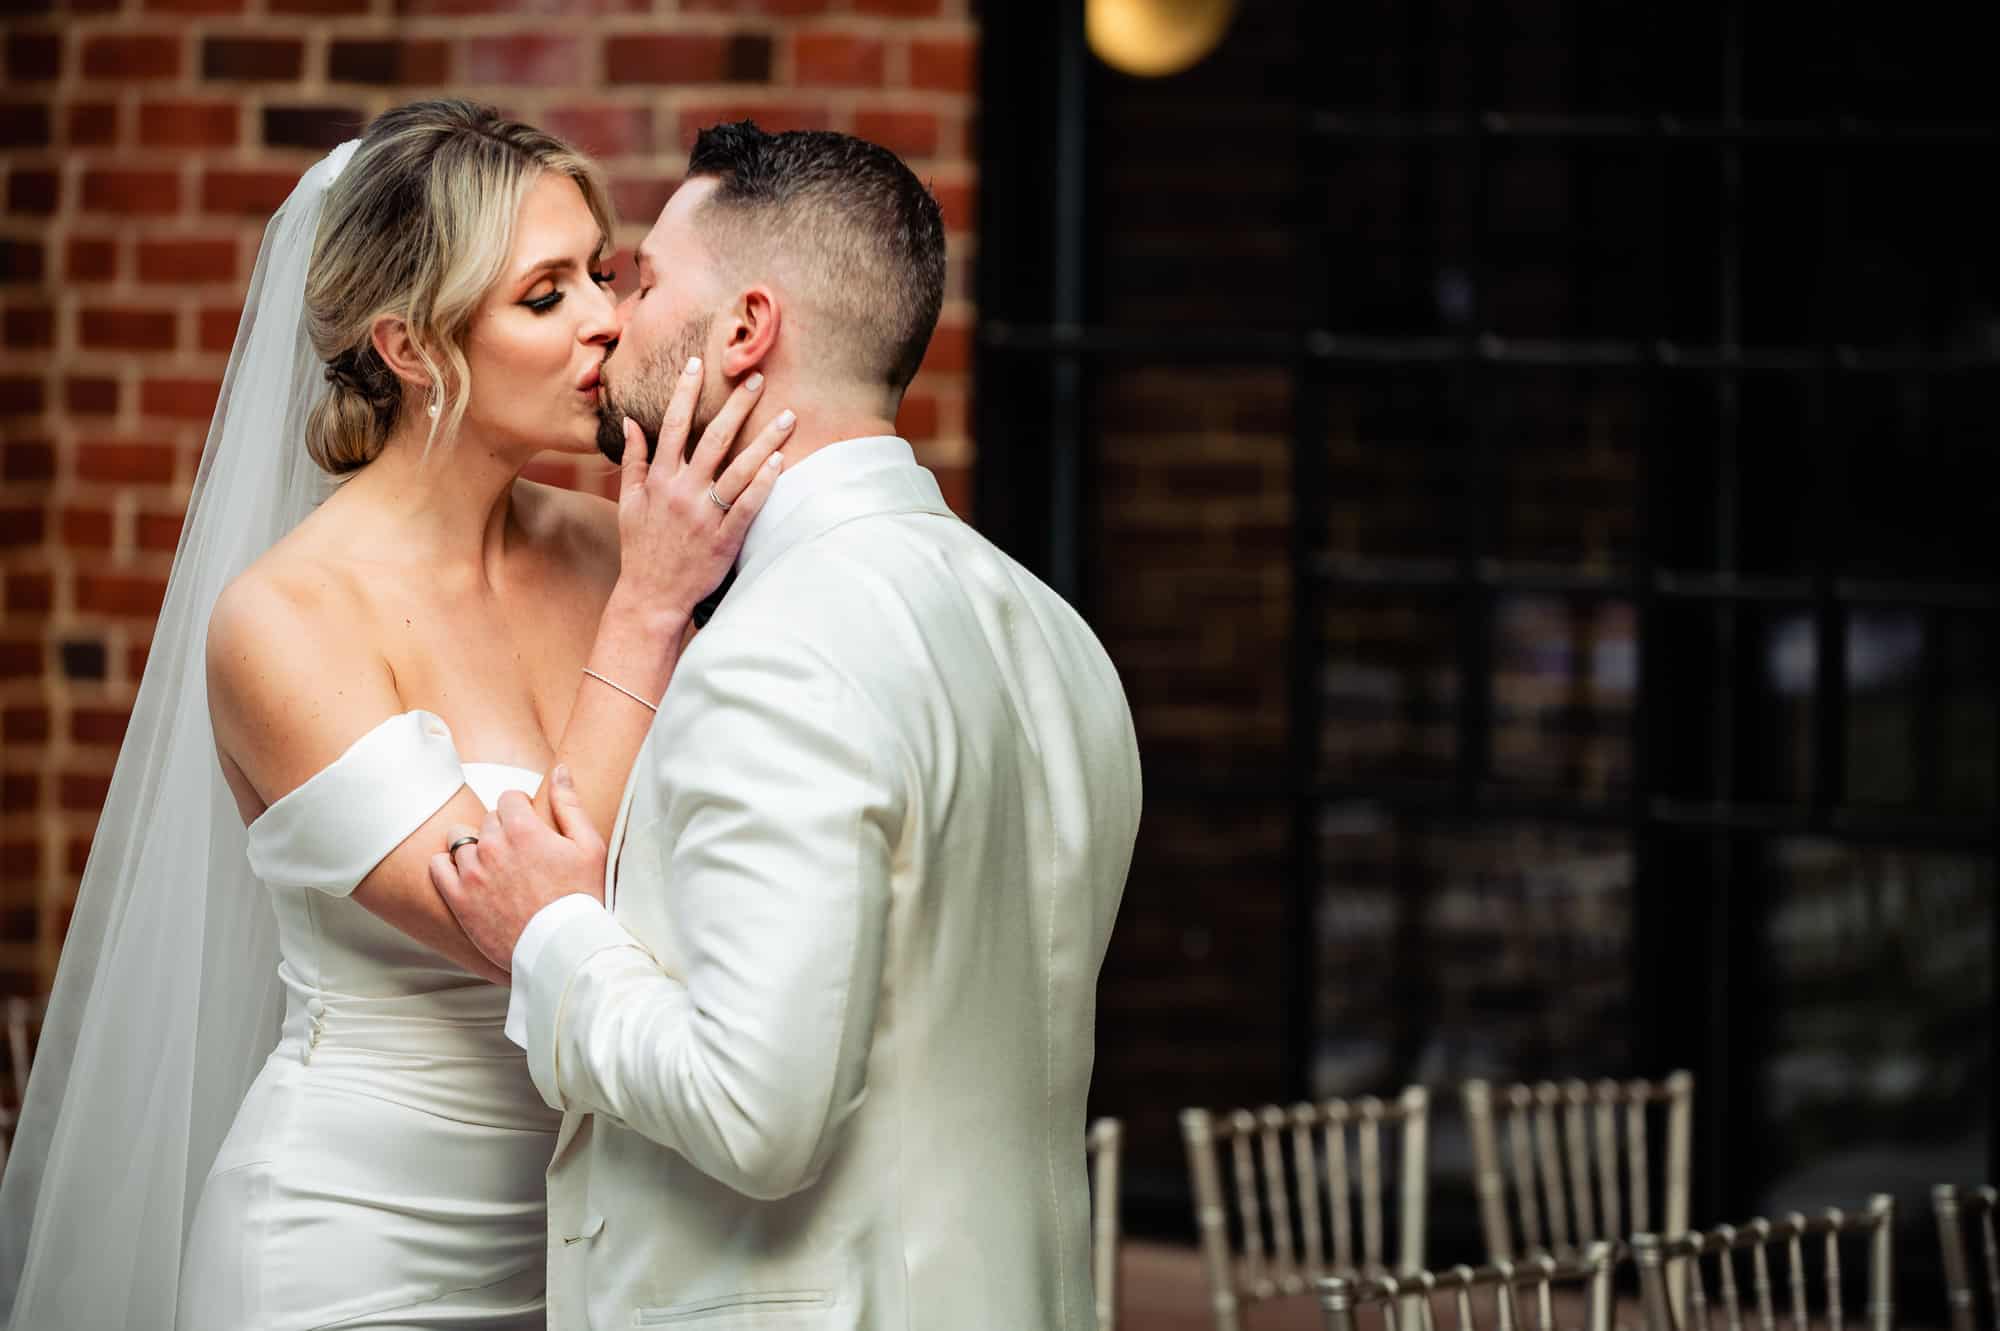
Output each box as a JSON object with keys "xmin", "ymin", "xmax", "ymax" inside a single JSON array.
[{"xmin": 435, "ymin": 122, "xmax": 1142, "ymax": 1329}]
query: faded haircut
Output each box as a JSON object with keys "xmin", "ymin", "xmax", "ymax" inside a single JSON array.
[{"xmin": 687, "ymin": 121, "xmax": 946, "ymax": 395}]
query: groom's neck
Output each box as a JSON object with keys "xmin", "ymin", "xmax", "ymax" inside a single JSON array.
[{"xmin": 732, "ymin": 385, "xmax": 900, "ymax": 471}]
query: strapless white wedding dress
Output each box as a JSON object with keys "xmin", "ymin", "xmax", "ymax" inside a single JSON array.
[{"xmin": 177, "ymin": 712, "xmax": 560, "ymax": 1331}]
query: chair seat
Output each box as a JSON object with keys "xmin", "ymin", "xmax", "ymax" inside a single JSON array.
[{"xmin": 1120, "ymin": 1241, "xmax": 1643, "ymax": 1331}]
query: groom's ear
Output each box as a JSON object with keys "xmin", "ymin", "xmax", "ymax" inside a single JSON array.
[
  {"xmin": 717, "ymin": 285, "xmax": 779, "ymax": 380},
  {"xmin": 370, "ymin": 315, "xmax": 435, "ymax": 393}
]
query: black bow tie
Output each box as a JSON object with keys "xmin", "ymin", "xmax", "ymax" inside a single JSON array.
[{"xmin": 692, "ymin": 568, "xmax": 736, "ymax": 629}]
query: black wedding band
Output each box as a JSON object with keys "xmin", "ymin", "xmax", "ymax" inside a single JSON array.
[{"xmin": 446, "ymin": 835, "xmax": 480, "ymax": 856}]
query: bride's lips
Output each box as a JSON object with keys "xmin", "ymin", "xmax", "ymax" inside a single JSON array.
[{"xmin": 576, "ymin": 364, "xmax": 602, "ymax": 393}]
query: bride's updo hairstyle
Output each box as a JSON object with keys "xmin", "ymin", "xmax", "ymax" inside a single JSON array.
[{"xmin": 303, "ymin": 99, "xmax": 614, "ymax": 475}]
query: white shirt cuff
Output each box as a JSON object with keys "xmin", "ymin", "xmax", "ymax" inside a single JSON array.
[{"xmin": 502, "ymin": 893, "xmax": 611, "ymax": 1048}]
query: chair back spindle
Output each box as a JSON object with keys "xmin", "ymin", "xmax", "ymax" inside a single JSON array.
[
  {"xmin": 1361, "ymin": 1098, "xmax": 1387, "ymax": 1272},
  {"xmin": 1229, "ymin": 1111, "xmax": 1269, "ymax": 1295},
  {"xmin": 1088, "ymin": 1117, "xmax": 1121, "ymax": 1331},
  {"xmin": 1329, "ymin": 1102, "xmax": 1356, "ymax": 1273},
  {"xmin": 1463, "ymin": 1071, "xmax": 1694, "ymax": 1268},
  {"xmin": 1262, "ymin": 1106, "xmax": 1302, "ymax": 1287},
  {"xmin": 1532, "ymin": 1086, "xmax": 1570, "ymax": 1256},
  {"xmin": 1934, "ymin": 1183, "xmax": 2000, "ymax": 1331},
  {"xmin": 1633, "ymin": 1195, "xmax": 1894, "ymax": 1331},
  {"xmin": 1184, "ymin": 1087, "xmax": 1430, "ymax": 1331}
]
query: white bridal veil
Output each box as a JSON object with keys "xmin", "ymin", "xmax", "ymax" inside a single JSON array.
[{"xmin": 0, "ymin": 140, "xmax": 357, "ymax": 1329}]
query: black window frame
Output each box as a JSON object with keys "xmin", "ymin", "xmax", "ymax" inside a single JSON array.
[{"xmin": 977, "ymin": 0, "xmax": 2000, "ymax": 1255}]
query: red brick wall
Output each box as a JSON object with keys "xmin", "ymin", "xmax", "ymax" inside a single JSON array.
[{"xmin": 0, "ymin": 1, "xmax": 977, "ymax": 994}]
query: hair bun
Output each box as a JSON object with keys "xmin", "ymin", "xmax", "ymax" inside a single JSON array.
[{"xmin": 298, "ymin": 98, "xmax": 613, "ymax": 478}]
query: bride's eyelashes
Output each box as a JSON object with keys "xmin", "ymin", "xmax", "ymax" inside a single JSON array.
[
  {"xmin": 520, "ymin": 262, "xmax": 618, "ymax": 314},
  {"xmin": 521, "ymin": 277, "xmax": 616, "ymax": 315}
]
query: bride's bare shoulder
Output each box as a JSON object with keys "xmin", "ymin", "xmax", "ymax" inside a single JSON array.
[{"xmin": 206, "ymin": 536, "xmax": 371, "ymax": 692}]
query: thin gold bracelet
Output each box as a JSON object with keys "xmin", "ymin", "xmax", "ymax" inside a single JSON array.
[{"xmin": 581, "ymin": 667, "xmax": 659, "ymax": 713}]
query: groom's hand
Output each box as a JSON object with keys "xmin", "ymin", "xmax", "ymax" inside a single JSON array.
[{"xmin": 430, "ymin": 764, "xmax": 608, "ymax": 975}]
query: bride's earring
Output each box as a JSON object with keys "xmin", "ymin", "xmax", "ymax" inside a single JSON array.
[{"xmin": 427, "ymin": 389, "xmax": 441, "ymax": 420}]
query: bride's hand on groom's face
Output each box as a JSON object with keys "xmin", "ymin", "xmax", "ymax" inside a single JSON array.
[
  {"xmin": 613, "ymin": 357, "xmax": 793, "ymax": 625},
  {"xmin": 430, "ymin": 765, "xmax": 608, "ymax": 975}
]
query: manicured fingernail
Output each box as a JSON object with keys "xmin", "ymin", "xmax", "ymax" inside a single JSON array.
[
  {"xmin": 774, "ymin": 408, "xmax": 796, "ymax": 430},
  {"xmin": 623, "ymin": 415, "xmax": 638, "ymax": 433},
  {"xmin": 683, "ymin": 357, "xmax": 701, "ymax": 376},
  {"xmin": 745, "ymin": 373, "xmax": 765, "ymax": 393},
  {"xmin": 767, "ymin": 452, "xmax": 784, "ymax": 469}
]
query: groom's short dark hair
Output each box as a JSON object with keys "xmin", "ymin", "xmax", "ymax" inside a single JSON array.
[{"xmin": 687, "ymin": 121, "xmax": 946, "ymax": 396}]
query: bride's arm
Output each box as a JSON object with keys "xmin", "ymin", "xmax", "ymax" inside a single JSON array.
[
  {"xmin": 533, "ymin": 369, "xmax": 791, "ymax": 840},
  {"xmin": 208, "ymin": 574, "xmax": 519, "ymax": 984}
]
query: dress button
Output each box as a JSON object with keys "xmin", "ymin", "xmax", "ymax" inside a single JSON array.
[{"xmin": 306, "ymin": 997, "xmax": 325, "ymax": 1018}]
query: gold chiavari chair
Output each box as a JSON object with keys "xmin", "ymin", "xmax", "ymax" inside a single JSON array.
[
  {"xmin": 1933, "ymin": 1184, "xmax": 1999, "ymax": 1331},
  {"xmin": 1464, "ymin": 1073, "xmax": 1693, "ymax": 1264},
  {"xmin": 1182, "ymin": 1087, "xmax": 1430, "ymax": 1331},
  {"xmin": 1, "ymin": 994, "xmax": 48, "ymax": 1174},
  {"xmin": 1632, "ymin": 1195, "xmax": 1895, "ymax": 1331},
  {"xmin": 1319, "ymin": 1241, "xmax": 1619, "ymax": 1331},
  {"xmin": 1090, "ymin": 1117, "xmax": 1122, "ymax": 1331}
]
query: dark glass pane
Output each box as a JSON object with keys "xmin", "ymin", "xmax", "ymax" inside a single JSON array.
[
  {"xmin": 1733, "ymin": 374, "xmax": 1816, "ymax": 578},
  {"xmin": 1490, "ymin": 594, "xmax": 1636, "ymax": 798},
  {"xmin": 1654, "ymin": 602, "xmax": 1816, "ymax": 805},
  {"xmin": 1738, "ymin": 147, "xmax": 1832, "ymax": 349},
  {"xmin": 1315, "ymin": 0, "xmax": 1727, "ymax": 117},
  {"xmin": 1659, "ymin": 144, "xmax": 1724, "ymax": 343},
  {"xmin": 1488, "ymin": 368, "xmax": 1642, "ymax": 568},
  {"xmin": 1758, "ymin": 842, "xmax": 1992, "ymax": 1214},
  {"xmin": 1093, "ymin": 792, "xmax": 1293, "ymax": 1214},
  {"xmin": 1836, "ymin": 147, "xmax": 1999, "ymax": 350},
  {"xmin": 1316, "ymin": 815, "xmax": 1635, "ymax": 1095},
  {"xmin": 1480, "ymin": 148, "xmax": 1673, "ymax": 342},
  {"xmin": 1095, "ymin": 0, "xmax": 1304, "ymax": 333},
  {"xmin": 1317, "ymin": 813, "xmax": 1636, "ymax": 1262},
  {"xmin": 1847, "ymin": 611, "xmax": 2000, "ymax": 812},
  {"xmin": 1834, "ymin": 373, "xmax": 2000, "ymax": 583},
  {"xmin": 1319, "ymin": 144, "xmax": 1462, "ymax": 338},
  {"xmin": 1321, "ymin": 367, "xmax": 1464, "ymax": 562},
  {"xmin": 1318, "ymin": 594, "xmax": 1459, "ymax": 784},
  {"xmin": 1091, "ymin": 367, "xmax": 1293, "ymax": 773},
  {"xmin": 1744, "ymin": 4, "xmax": 1995, "ymax": 123}
]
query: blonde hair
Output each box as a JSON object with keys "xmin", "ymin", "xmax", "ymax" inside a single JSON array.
[{"xmin": 303, "ymin": 99, "xmax": 614, "ymax": 475}]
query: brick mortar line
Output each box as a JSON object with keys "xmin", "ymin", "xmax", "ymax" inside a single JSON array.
[{"xmin": 12, "ymin": 16, "xmax": 978, "ymax": 46}]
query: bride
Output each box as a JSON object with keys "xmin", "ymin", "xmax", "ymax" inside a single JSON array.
[{"xmin": 0, "ymin": 100, "xmax": 789, "ymax": 1329}]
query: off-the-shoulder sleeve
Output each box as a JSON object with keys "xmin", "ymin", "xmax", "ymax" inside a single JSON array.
[{"xmin": 245, "ymin": 710, "xmax": 467, "ymax": 897}]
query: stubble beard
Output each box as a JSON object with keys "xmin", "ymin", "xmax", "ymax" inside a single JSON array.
[{"xmin": 594, "ymin": 313, "xmax": 716, "ymax": 464}]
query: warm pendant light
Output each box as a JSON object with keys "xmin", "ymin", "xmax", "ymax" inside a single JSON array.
[{"xmin": 1086, "ymin": 0, "xmax": 1239, "ymax": 78}]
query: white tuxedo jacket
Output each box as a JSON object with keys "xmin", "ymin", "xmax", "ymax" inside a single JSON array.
[{"xmin": 516, "ymin": 452, "xmax": 1142, "ymax": 1329}]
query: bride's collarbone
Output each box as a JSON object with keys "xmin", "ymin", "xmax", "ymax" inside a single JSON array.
[
  {"xmin": 366, "ymin": 579, "xmax": 598, "ymax": 752},
  {"xmin": 369, "ymin": 570, "xmax": 602, "ymax": 661},
  {"xmin": 246, "ymin": 507, "xmax": 606, "ymax": 740}
]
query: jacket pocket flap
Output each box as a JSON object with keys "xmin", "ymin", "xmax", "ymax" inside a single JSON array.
[
  {"xmin": 561, "ymin": 1213, "xmax": 605, "ymax": 1245},
  {"xmin": 634, "ymin": 1288, "xmax": 830, "ymax": 1323}
]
